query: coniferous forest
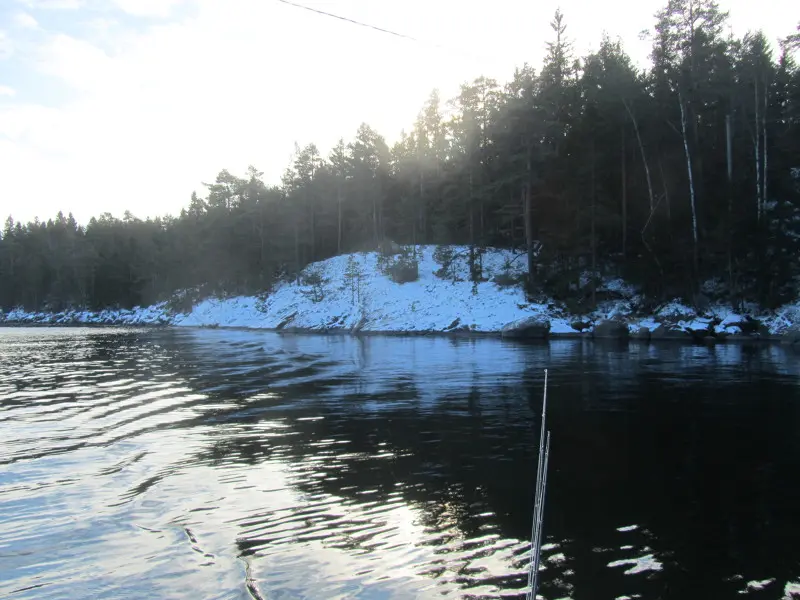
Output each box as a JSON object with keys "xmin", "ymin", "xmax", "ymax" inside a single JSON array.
[{"xmin": 2, "ymin": 2, "xmax": 799, "ymax": 313}]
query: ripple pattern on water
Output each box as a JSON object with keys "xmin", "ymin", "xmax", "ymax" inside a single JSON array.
[{"xmin": 2, "ymin": 327, "xmax": 800, "ymax": 599}]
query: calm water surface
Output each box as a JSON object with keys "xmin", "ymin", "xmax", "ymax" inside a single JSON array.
[{"xmin": 1, "ymin": 328, "xmax": 800, "ymax": 599}]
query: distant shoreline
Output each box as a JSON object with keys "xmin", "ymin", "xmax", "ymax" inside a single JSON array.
[
  {"xmin": 2, "ymin": 247, "xmax": 798, "ymax": 347},
  {"xmin": 1, "ymin": 320, "xmax": 793, "ymax": 346}
]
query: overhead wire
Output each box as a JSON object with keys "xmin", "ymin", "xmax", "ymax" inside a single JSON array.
[{"xmin": 273, "ymin": 0, "xmax": 506, "ymax": 65}]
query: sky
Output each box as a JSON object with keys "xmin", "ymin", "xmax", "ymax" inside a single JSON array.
[{"xmin": 0, "ymin": 0, "xmax": 795, "ymax": 224}]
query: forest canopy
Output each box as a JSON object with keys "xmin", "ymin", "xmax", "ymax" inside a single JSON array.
[{"xmin": 2, "ymin": 2, "xmax": 799, "ymax": 312}]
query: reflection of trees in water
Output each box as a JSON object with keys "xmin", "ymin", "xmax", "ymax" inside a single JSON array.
[{"xmin": 136, "ymin": 330, "xmax": 800, "ymax": 599}]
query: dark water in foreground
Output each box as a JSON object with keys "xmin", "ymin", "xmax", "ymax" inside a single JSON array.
[{"xmin": 1, "ymin": 328, "xmax": 800, "ymax": 600}]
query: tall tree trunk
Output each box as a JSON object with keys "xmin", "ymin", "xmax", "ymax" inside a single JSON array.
[
  {"xmin": 623, "ymin": 100, "xmax": 655, "ymax": 213},
  {"xmin": 621, "ymin": 128, "xmax": 627, "ymax": 259},
  {"xmin": 294, "ymin": 218, "xmax": 300, "ymax": 285},
  {"xmin": 418, "ymin": 164, "xmax": 425, "ymax": 246},
  {"xmin": 726, "ymin": 113, "xmax": 735, "ymax": 300},
  {"xmin": 468, "ymin": 165, "xmax": 475, "ymax": 274},
  {"xmin": 525, "ymin": 143, "xmax": 535, "ymax": 284},
  {"xmin": 378, "ymin": 179, "xmax": 384, "ymax": 241},
  {"xmin": 762, "ymin": 76, "xmax": 768, "ymax": 210},
  {"xmin": 591, "ymin": 138, "xmax": 597, "ymax": 309},
  {"xmin": 259, "ymin": 206, "xmax": 266, "ymax": 273},
  {"xmin": 336, "ymin": 181, "xmax": 343, "ymax": 255},
  {"xmin": 754, "ymin": 78, "xmax": 762, "ymax": 221},
  {"xmin": 659, "ymin": 158, "xmax": 671, "ymax": 226},
  {"xmin": 679, "ymin": 93, "xmax": 699, "ymax": 279},
  {"xmin": 308, "ymin": 191, "xmax": 315, "ymax": 261},
  {"xmin": 372, "ymin": 191, "xmax": 379, "ymax": 245}
]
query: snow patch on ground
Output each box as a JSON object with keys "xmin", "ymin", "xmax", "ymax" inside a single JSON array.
[
  {"xmin": 738, "ymin": 579, "xmax": 776, "ymax": 594},
  {"xmin": 540, "ymin": 543, "xmax": 560, "ymax": 552},
  {"xmin": 0, "ymin": 303, "xmax": 171, "ymax": 326},
  {"xmin": 607, "ymin": 554, "xmax": 663, "ymax": 575},
  {"xmin": 3, "ymin": 245, "xmax": 800, "ymax": 337},
  {"xmin": 174, "ymin": 247, "xmax": 562, "ymax": 334}
]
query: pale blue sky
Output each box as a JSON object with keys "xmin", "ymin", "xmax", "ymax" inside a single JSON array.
[{"xmin": 0, "ymin": 0, "xmax": 795, "ymax": 223}]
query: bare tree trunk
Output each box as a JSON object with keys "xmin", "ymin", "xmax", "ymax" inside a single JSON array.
[
  {"xmin": 525, "ymin": 143, "xmax": 535, "ymax": 283},
  {"xmin": 336, "ymin": 182, "xmax": 343, "ymax": 254},
  {"xmin": 294, "ymin": 218, "xmax": 300, "ymax": 285},
  {"xmin": 591, "ymin": 138, "xmax": 597, "ymax": 309},
  {"xmin": 679, "ymin": 93, "xmax": 699, "ymax": 278},
  {"xmin": 468, "ymin": 166, "xmax": 475, "ymax": 275},
  {"xmin": 372, "ymin": 193, "xmax": 379, "ymax": 245},
  {"xmin": 259, "ymin": 208, "xmax": 265, "ymax": 273},
  {"xmin": 419, "ymin": 174, "xmax": 424, "ymax": 245},
  {"xmin": 726, "ymin": 113, "xmax": 734, "ymax": 299},
  {"xmin": 754, "ymin": 78, "xmax": 762, "ymax": 221},
  {"xmin": 623, "ymin": 100, "xmax": 655, "ymax": 212},
  {"xmin": 378, "ymin": 180, "xmax": 384, "ymax": 241},
  {"xmin": 621, "ymin": 128, "xmax": 627, "ymax": 258},
  {"xmin": 659, "ymin": 158, "xmax": 671, "ymax": 225},
  {"xmin": 762, "ymin": 76, "xmax": 768, "ymax": 210},
  {"xmin": 308, "ymin": 191, "xmax": 315, "ymax": 261}
]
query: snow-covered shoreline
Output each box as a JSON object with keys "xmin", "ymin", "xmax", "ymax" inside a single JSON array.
[{"xmin": 2, "ymin": 246, "xmax": 799, "ymax": 344}]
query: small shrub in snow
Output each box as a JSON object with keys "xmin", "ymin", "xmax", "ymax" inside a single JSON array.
[
  {"xmin": 343, "ymin": 255, "xmax": 364, "ymax": 304},
  {"xmin": 166, "ymin": 289, "xmax": 201, "ymax": 315},
  {"xmin": 492, "ymin": 256, "xmax": 523, "ymax": 288},
  {"xmin": 376, "ymin": 245, "xmax": 419, "ymax": 284},
  {"xmin": 388, "ymin": 260, "xmax": 418, "ymax": 284},
  {"xmin": 300, "ymin": 267, "xmax": 327, "ymax": 303},
  {"xmin": 376, "ymin": 239, "xmax": 404, "ymax": 273},
  {"xmin": 493, "ymin": 272, "xmax": 520, "ymax": 288},
  {"xmin": 468, "ymin": 246, "xmax": 485, "ymax": 283},
  {"xmin": 377, "ymin": 239, "xmax": 402, "ymax": 256},
  {"xmin": 433, "ymin": 245, "xmax": 459, "ymax": 283},
  {"xmin": 385, "ymin": 246, "xmax": 419, "ymax": 284}
]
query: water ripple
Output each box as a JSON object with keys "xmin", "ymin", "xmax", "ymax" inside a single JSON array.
[{"xmin": 2, "ymin": 328, "xmax": 800, "ymax": 599}]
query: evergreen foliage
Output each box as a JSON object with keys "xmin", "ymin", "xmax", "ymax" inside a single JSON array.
[{"xmin": 2, "ymin": 6, "xmax": 799, "ymax": 311}]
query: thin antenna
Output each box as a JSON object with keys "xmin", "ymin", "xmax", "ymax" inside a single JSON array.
[{"xmin": 527, "ymin": 369, "xmax": 551, "ymax": 600}]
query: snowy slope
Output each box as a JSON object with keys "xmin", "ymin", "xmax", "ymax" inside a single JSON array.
[
  {"xmin": 3, "ymin": 246, "xmax": 800, "ymax": 338},
  {"xmin": 173, "ymin": 247, "xmax": 576, "ymax": 334}
]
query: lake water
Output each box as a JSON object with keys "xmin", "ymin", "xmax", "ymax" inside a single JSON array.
[{"xmin": 1, "ymin": 328, "xmax": 800, "ymax": 599}]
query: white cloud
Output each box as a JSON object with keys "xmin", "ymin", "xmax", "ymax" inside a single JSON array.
[
  {"xmin": 13, "ymin": 12, "xmax": 40, "ymax": 30},
  {"xmin": 0, "ymin": 86, "xmax": 16, "ymax": 96},
  {"xmin": 36, "ymin": 34, "xmax": 114, "ymax": 91},
  {"xmin": 112, "ymin": 0, "xmax": 187, "ymax": 18},
  {"xmin": 16, "ymin": 0, "xmax": 84, "ymax": 9},
  {"xmin": 0, "ymin": 0, "xmax": 486, "ymax": 222},
  {"xmin": 0, "ymin": 31, "xmax": 13, "ymax": 59},
  {"xmin": 0, "ymin": 0, "xmax": 795, "ymax": 223}
]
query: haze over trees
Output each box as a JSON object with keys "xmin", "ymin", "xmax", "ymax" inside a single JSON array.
[{"xmin": 2, "ymin": 2, "xmax": 799, "ymax": 312}]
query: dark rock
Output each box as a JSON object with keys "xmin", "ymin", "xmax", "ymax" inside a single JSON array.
[
  {"xmin": 276, "ymin": 312, "xmax": 297, "ymax": 330},
  {"xmin": 651, "ymin": 324, "xmax": 689, "ymax": 340},
  {"xmin": 444, "ymin": 318, "xmax": 461, "ymax": 331},
  {"xmin": 703, "ymin": 336, "xmax": 717, "ymax": 346},
  {"xmin": 635, "ymin": 327, "xmax": 651, "ymax": 341},
  {"xmin": 351, "ymin": 315, "xmax": 368, "ymax": 333},
  {"xmin": 686, "ymin": 328, "xmax": 711, "ymax": 343},
  {"xmin": 780, "ymin": 327, "xmax": 800, "ymax": 346},
  {"xmin": 571, "ymin": 320, "xmax": 592, "ymax": 333},
  {"xmin": 593, "ymin": 320, "xmax": 629, "ymax": 339},
  {"xmin": 731, "ymin": 316, "xmax": 761, "ymax": 335},
  {"xmin": 501, "ymin": 317, "xmax": 550, "ymax": 339}
]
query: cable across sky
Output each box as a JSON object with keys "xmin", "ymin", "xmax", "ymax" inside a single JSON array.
[{"xmin": 273, "ymin": 0, "xmax": 505, "ymax": 64}]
